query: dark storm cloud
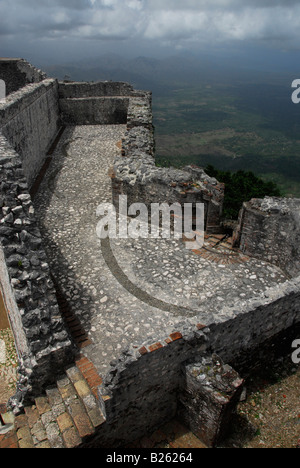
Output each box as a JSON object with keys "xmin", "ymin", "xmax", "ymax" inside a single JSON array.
[
  {"xmin": 19, "ymin": 0, "xmax": 93, "ymax": 10},
  {"xmin": 1, "ymin": 0, "xmax": 300, "ymax": 50}
]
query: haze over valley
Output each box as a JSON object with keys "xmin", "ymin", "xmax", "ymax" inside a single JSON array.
[{"xmin": 44, "ymin": 53, "xmax": 300, "ymax": 199}]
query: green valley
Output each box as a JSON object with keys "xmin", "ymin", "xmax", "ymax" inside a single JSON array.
[{"xmin": 153, "ymin": 81, "xmax": 300, "ymax": 198}]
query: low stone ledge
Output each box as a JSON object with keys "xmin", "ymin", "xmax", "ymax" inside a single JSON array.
[
  {"xmin": 58, "ymin": 81, "xmax": 135, "ymax": 99},
  {"xmin": 59, "ymin": 96, "xmax": 129, "ymax": 126}
]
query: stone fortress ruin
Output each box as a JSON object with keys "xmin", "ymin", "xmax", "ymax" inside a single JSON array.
[{"xmin": 0, "ymin": 58, "xmax": 299, "ymax": 448}]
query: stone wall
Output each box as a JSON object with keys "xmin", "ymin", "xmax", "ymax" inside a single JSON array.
[
  {"xmin": 91, "ymin": 274, "xmax": 300, "ymax": 447},
  {"xmin": 111, "ymin": 95, "xmax": 225, "ymax": 233},
  {"xmin": 58, "ymin": 81, "xmax": 136, "ymax": 99},
  {"xmin": 233, "ymin": 197, "xmax": 300, "ymax": 278},
  {"xmin": 0, "ymin": 132, "xmax": 74, "ymax": 410},
  {"xmin": 0, "ymin": 58, "xmax": 46, "ymax": 95},
  {"xmin": 58, "ymin": 81, "xmax": 144, "ymax": 126},
  {"xmin": 60, "ymin": 96, "xmax": 130, "ymax": 126},
  {"xmin": 0, "ymin": 79, "xmax": 61, "ymax": 188},
  {"xmin": 92, "ymin": 330, "xmax": 209, "ymax": 447},
  {"xmin": 58, "ymin": 81, "xmax": 225, "ymax": 233}
]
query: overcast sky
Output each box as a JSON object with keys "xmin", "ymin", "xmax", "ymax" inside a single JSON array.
[{"xmin": 1, "ymin": 0, "xmax": 300, "ymax": 66}]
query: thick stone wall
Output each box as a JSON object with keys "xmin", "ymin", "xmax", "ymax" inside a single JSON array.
[
  {"xmin": 90, "ymin": 274, "xmax": 300, "ymax": 447},
  {"xmin": 0, "ymin": 79, "xmax": 60, "ymax": 188},
  {"xmin": 111, "ymin": 95, "xmax": 225, "ymax": 233},
  {"xmin": 58, "ymin": 81, "xmax": 136, "ymax": 99},
  {"xmin": 92, "ymin": 330, "xmax": 209, "ymax": 447},
  {"xmin": 60, "ymin": 96, "xmax": 130, "ymax": 126},
  {"xmin": 58, "ymin": 81, "xmax": 145, "ymax": 126},
  {"xmin": 208, "ymin": 275, "xmax": 300, "ymax": 368},
  {"xmin": 0, "ymin": 133, "xmax": 74, "ymax": 410},
  {"xmin": 0, "ymin": 58, "xmax": 46, "ymax": 95},
  {"xmin": 233, "ymin": 197, "xmax": 300, "ymax": 278}
]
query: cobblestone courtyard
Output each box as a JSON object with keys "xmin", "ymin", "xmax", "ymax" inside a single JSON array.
[{"xmin": 33, "ymin": 124, "xmax": 288, "ymax": 377}]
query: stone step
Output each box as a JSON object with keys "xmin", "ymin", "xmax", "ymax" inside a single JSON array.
[
  {"xmin": 0, "ymin": 355, "xmax": 105, "ymax": 449},
  {"xmin": 0, "ymin": 355, "xmax": 209, "ymax": 449}
]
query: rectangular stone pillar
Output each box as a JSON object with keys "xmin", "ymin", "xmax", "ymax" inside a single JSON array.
[{"xmin": 178, "ymin": 354, "xmax": 244, "ymax": 447}]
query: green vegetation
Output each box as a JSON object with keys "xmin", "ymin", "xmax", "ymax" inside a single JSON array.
[
  {"xmin": 153, "ymin": 81, "xmax": 300, "ymax": 199},
  {"xmin": 205, "ymin": 165, "xmax": 281, "ymax": 219}
]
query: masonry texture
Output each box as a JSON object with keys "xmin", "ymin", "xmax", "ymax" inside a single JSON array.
[
  {"xmin": 0, "ymin": 79, "xmax": 60, "ymax": 187},
  {"xmin": 0, "ymin": 133, "xmax": 74, "ymax": 410},
  {"xmin": 178, "ymin": 354, "xmax": 244, "ymax": 447},
  {"xmin": 234, "ymin": 197, "xmax": 300, "ymax": 277},
  {"xmin": 0, "ymin": 58, "xmax": 299, "ymax": 448},
  {"xmin": 112, "ymin": 94, "xmax": 225, "ymax": 234},
  {"xmin": 0, "ymin": 58, "xmax": 46, "ymax": 96}
]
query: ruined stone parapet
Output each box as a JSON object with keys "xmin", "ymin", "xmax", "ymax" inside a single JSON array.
[
  {"xmin": 0, "ymin": 58, "xmax": 46, "ymax": 96},
  {"xmin": 0, "ymin": 79, "xmax": 60, "ymax": 188},
  {"xmin": 95, "ymin": 327, "xmax": 210, "ymax": 446},
  {"xmin": 126, "ymin": 93, "xmax": 154, "ymax": 130},
  {"xmin": 121, "ymin": 125, "xmax": 155, "ymax": 158},
  {"xmin": 112, "ymin": 95, "xmax": 225, "ymax": 233},
  {"xmin": 58, "ymin": 81, "xmax": 136, "ymax": 99},
  {"xmin": 58, "ymin": 81, "xmax": 146, "ymax": 126},
  {"xmin": 0, "ymin": 133, "xmax": 74, "ymax": 410},
  {"xmin": 233, "ymin": 197, "xmax": 300, "ymax": 277},
  {"xmin": 94, "ymin": 268, "xmax": 300, "ymax": 446}
]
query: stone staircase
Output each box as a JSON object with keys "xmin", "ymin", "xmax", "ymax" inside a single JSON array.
[
  {"xmin": 1, "ymin": 353, "xmax": 209, "ymax": 449},
  {"xmin": 0, "ymin": 355, "xmax": 104, "ymax": 448}
]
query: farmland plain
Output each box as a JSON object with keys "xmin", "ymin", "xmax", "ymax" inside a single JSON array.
[{"xmin": 153, "ymin": 80, "xmax": 300, "ymax": 198}]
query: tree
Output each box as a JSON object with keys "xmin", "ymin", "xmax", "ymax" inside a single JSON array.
[{"xmin": 205, "ymin": 165, "xmax": 282, "ymax": 219}]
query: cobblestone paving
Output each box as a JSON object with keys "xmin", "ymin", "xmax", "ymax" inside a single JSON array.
[{"xmin": 33, "ymin": 125, "xmax": 288, "ymax": 377}]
